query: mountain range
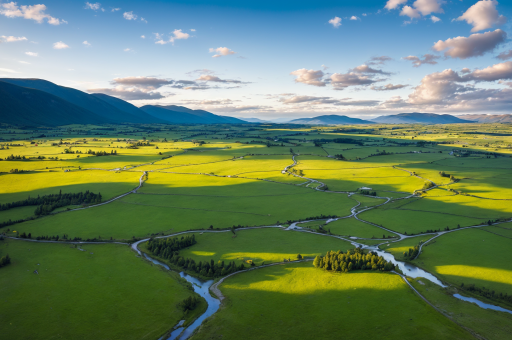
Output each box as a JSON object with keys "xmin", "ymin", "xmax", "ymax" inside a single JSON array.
[
  {"xmin": 371, "ymin": 112, "xmax": 471, "ymax": 124},
  {"xmin": 289, "ymin": 115, "xmax": 374, "ymax": 125},
  {"xmin": 0, "ymin": 78, "xmax": 247, "ymax": 126},
  {"xmin": 456, "ymin": 114, "xmax": 512, "ymax": 123}
]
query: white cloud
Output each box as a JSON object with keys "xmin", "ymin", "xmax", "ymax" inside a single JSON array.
[
  {"xmin": 0, "ymin": 68, "xmax": 17, "ymax": 73},
  {"xmin": 330, "ymin": 72, "xmax": 379, "ymax": 89},
  {"xmin": 190, "ymin": 29, "xmax": 196, "ymax": 32},
  {"xmin": 0, "ymin": 2, "xmax": 66, "ymax": 25},
  {"xmin": 431, "ymin": 15, "xmax": 440, "ymax": 22},
  {"xmin": 0, "ymin": 35, "xmax": 27, "ymax": 42},
  {"xmin": 457, "ymin": 0, "xmax": 507, "ymax": 32},
  {"xmin": 209, "ymin": 47, "xmax": 236, "ymax": 58},
  {"xmin": 465, "ymin": 61, "xmax": 512, "ymax": 82},
  {"xmin": 385, "ymin": 0, "xmax": 407, "ymax": 10},
  {"xmin": 83, "ymin": 40, "xmax": 91, "ymax": 46},
  {"xmin": 155, "ymin": 29, "xmax": 191, "ymax": 45},
  {"xmin": 413, "ymin": 0, "xmax": 444, "ymax": 16},
  {"xmin": 53, "ymin": 41, "xmax": 69, "ymax": 49},
  {"xmin": 497, "ymin": 50, "xmax": 512, "ymax": 61},
  {"xmin": 18, "ymin": 60, "xmax": 30, "ymax": 64},
  {"xmin": 400, "ymin": 6, "xmax": 421, "ymax": 19},
  {"xmin": 85, "ymin": 2, "xmax": 101, "ymax": 11},
  {"xmin": 25, "ymin": 51, "xmax": 38, "ymax": 57},
  {"xmin": 140, "ymin": 17, "xmax": 147, "ymax": 23},
  {"xmin": 290, "ymin": 69, "xmax": 326, "ymax": 87},
  {"xmin": 371, "ymin": 83, "xmax": 408, "ymax": 91},
  {"xmin": 403, "ymin": 54, "xmax": 440, "ymax": 67},
  {"xmin": 367, "ymin": 56, "xmax": 393, "ymax": 65},
  {"xmin": 88, "ymin": 87, "xmax": 167, "ymax": 100},
  {"xmin": 123, "ymin": 11, "xmax": 137, "ymax": 20},
  {"xmin": 350, "ymin": 16, "xmax": 359, "ymax": 20},
  {"xmin": 141, "ymin": 35, "xmax": 145, "ymax": 39},
  {"xmin": 111, "ymin": 8, "xmax": 120, "ymax": 12},
  {"xmin": 351, "ymin": 64, "xmax": 390, "ymax": 74},
  {"xmin": 328, "ymin": 16, "xmax": 341, "ymax": 28},
  {"xmin": 123, "ymin": 48, "xmax": 131, "ymax": 52},
  {"xmin": 196, "ymin": 75, "xmax": 243, "ymax": 84},
  {"xmin": 433, "ymin": 29, "xmax": 506, "ymax": 59}
]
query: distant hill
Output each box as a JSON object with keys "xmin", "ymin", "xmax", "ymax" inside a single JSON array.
[
  {"xmin": 241, "ymin": 118, "xmax": 270, "ymax": 123},
  {"xmin": 0, "ymin": 78, "xmax": 248, "ymax": 126},
  {"xmin": 372, "ymin": 112, "xmax": 471, "ymax": 124},
  {"xmin": 139, "ymin": 105, "xmax": 247, "ymax": 124},
  {"xmin": 0, "ymin": 78, "xmax": 146, "ymax": 124},
  {"xmin": 91, "ymin": 93, "xmax": 165, "ymax": 123},
  {"xmin": 457, "ymin": 114, "xmax": 512, "ymax": 123},
  {"xmin": 289, "ymin": 115, "xmax": 374, "ymax": 125},
  {"xmin": 0, "ymin": 81, "xmax": 106, "ymax": 126}
]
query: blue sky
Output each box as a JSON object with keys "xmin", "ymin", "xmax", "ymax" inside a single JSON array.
[{"xmin": 1, "ymin": 0, "xmax": 512, "ymax": 119}]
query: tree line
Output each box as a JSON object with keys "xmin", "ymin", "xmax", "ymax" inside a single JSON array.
[
  {"xmin": 460, "ymin": 282, "xmax": 512, "ymax": 306},
  {"xmin": 313, "ymin": 247, "xmax": 396, "ymax": 272},
  {"xmin": 86, "ymin": 149, "xmax": 117, "ymax": 156},
  {"xmin": 403, "ymin": 246, "xmax": 420, "ymax": 259},
  {"xmin": 177, "ymin": 296, "xmax": 201, "ymax": 312},
  {"xmin": 146, "ymin": 235, "xmax": 248, "ymax": 278}
]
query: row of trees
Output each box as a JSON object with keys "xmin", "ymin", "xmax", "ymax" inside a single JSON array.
[
  {"xmin": 403, "ymin": 246, "xmax": 420, "ymax": 259},
  {"xmin": 4, "ymin": 154, "xmax": 26, "ymax": 160},
  {"xmin": 33, "ymin": 191, "xmax": 102, "ymax": 215},
  {"xmin": 360, "ymin": 190, "xmax": 377, "ymax": 196},
  {"xmin": 146, "ymin": 235, "xmax": 197, "ymax": 255},
  {"xmin": 0, "ymin": 190, "xmax": 102, "ymax": 214},
  {"xmin": 146, "ymin": 236, "xmax": 248, "ymax": 278},
  {"xmin": 460, "ymin": 282, "xmax": 512, "ymax": 305},
  {"xmin": 86, "ymin": 149, "xmax": 117, "ymax": 156},
  {"xmin": 313, "ymin": 248, "xmax": 396, "ymax": 272}
]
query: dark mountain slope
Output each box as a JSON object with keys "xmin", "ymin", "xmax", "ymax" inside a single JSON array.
[
  {"xmin": 0, "ymin": 81, "xmax": 106, "ymax": 126},
  {"xmin": 91, "ymin": 93, "xmax": 166, "ymax": 123},
  {"xmin": 0, "ymin": 78, "xmax": 144, "ymax": 123}
]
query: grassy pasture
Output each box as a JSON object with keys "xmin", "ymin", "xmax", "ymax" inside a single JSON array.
[
  {"xmin": 0, "ymin": 239, "xmax": 203, "ymax": 340},
  {"xmin": 191, "ymin": 262, "xmax": 472, "ymax": 340},
  {"xmin": 326, "ymin": 217, "xmax": 397, "ymax": 238},
  {"xmin": 414, "ymin": 228, "xmax": 512, "ymax": 293},
  {"xmin": 175, "ymin": 228, "xmax": 353, "ymax": 266},
  {"xmin": 380, "ymin": 234, "xmax": 437, "ymax": 259}
]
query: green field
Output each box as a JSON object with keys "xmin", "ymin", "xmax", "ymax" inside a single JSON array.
[
  {"xmin": 191, "ymin": 262, "xmax": 472, "ymax": 340},
  {"xmin": 0, "ymin": 239, "xmax": 205, "ymax": 340},
  {"xmin": 3, "ymin": 123, "xmax": 512, "ymax": 340}
]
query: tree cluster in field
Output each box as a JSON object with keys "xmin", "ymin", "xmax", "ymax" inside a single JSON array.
[
  {"xmin": 0, "ymin": 219, "xmax": 26, "ymax": 228},
  {"xmin": 289, "ymin": 168, "xmax": 304, "ymax": 177},
  {"xmin": 4, "ymin": 154, "xmax": 26, "ymax": 160},
  {"xmin": 422, "ymin": 181, "xmax": 435, "ymax": 190},
  {"xmin": 0, "ymin": 254, "xmax": 11, "ymax": 268},
  {"xmin": 177, "ymin": 296, "xmax": 201, "ymax": 312},
  {"xmin": 9, "ymin": 169, "xmax": 24, "ymax": 173},
  {"xmin": 86, "ymin": 149, "xmax": 117, "ymax": 156},
  {"xmin": 360, "ymin": 190, "xmax": 377, "ymax": 196},
  {"xmin": 439, "ymin": 171, "xmax": 456, "ymax": 181},
  {"xmin": 334, "ymin": 154, "xmax": 346, "ymax": 160},
  {"xmin": 0, "ymin": 191, "xmax": 98, "ymax": 215},
  {"xmin": 460, "ymin": 282, "xmax": 512, "ymax": 306},
  {"xmin": 313, "ymin": 247, "xmax": 396, "ymax": 272},
  {"xmin": 403, "ymin": 246, "xmax": 419, "ymax": 259},
  {"xmin": 332, "ymin": 138, "xmax": 364, "ymax": 146},
  {"xmin": 147, "ymin": 235, "xmax": 247, "ymax": 278}
]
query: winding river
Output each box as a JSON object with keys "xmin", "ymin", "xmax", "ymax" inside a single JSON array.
[{"xmin": 131, "ymin": 229, "xmax": 512, "ymax": 340}]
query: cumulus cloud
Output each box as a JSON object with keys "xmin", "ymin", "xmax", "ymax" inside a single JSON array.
[
  {"xmin": 497, "ymin": 50, "xmax": 512, "ymax": 60},
  {"xmin": 155, "ymin": 29, "xmax": 190, "ymax": 45},
  {"xmin": 88, "ymin": 87, "xmax": 167, "ymax": 100},
  {"xmin": 25, "ymin": 51, "xmax": 38, "ymax": 57},
  {"xmin": 196, "ymin": 75, "xmax": 244, "ymax": 84},
  {"xmin": 111, "ymin": 76, "xmax": 173, "ymax": 89},
  {"xmin": 330, "ymin": 72, "xmax": 380, "ymax": 89},
  {"xmin": 413, "ymin": 0, "xmax": 444, "ymax": 16},
  {"xmin": 290, "ymin": 69, "xmax": 326, "ymax": 87},
  {"xmin": 400, "ymin": 6, "xmax": 421, "ymax": 19},
  {"xmin": 351, "ymin": 64, "xmax": 391, "ymax": 74},
  {"xmin": 431, "ymin": 15, "xmax": 440, "ymax": 22},
  {"xmin": 123, "ymin": 11, "xmax": 137, "ymax": 20},
  {"xmin": 0, "ymin": 35, "xmax": 27, "ymax": 42},
  {"xmin": 403, "ymin": 54, "xmax": 440, "ymax": 67},
  {"xmin": 350, "ymin": 16, "xmax": 359, "ymax": 20},
  {"xmin": 83, "ymin": 40, "xmax": 91, "ymax": 46},
  {"xmin": 328, "ymin": 16, "xmax": 341, "ymax": 28},
  {"xmin": 0, "ymin": 2, "xmax": 66, "ymax": 25},
  {"xmin": 407, "ymin": 61, "xmax": 512, "ymax": 109},
  {"xmin": 209, "ymin": 47, "xmax": 236, "ymax": 58},
  {"xmin": 433, "ymin": 29, "xmax": 506, "ymax": 59},
  {"xmin": 53, "ymin": 41, "xmax": 69, "ymax": 49},
  {"xmin": 385, "ymin": 0, "xmax": 407, "ymax": 10},
  {"xmin": 85, "ymin": 2, "xmax": 102, "ymax": 11},
  {"xmin": 111, "ymin": 7, "xmax": 120, "ymax": 12},
  {"xmin": 457, "ymin": 0, "xmax": 507, "ymax": 32},
  {"xmin": 371, "ymin": 83, "xmax": 408, "ymax": 91},
  {"xmin": 141, "ymin": 35, "xmax": 145, "ymax": 39}
]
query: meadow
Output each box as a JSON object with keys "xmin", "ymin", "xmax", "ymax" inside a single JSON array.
[{"xmin": 2, "ymin": 122, "xmax": 512, "ymax": 340}]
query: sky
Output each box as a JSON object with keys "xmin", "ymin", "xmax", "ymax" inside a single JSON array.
[{"xmin": 1, "ymin": 0, "xmax": 512, "ymax": 120}]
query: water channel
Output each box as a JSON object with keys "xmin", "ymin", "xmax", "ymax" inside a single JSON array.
[{"xmin": 133, "ymin": 231, "xmax": 512, "ymax": 340}]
